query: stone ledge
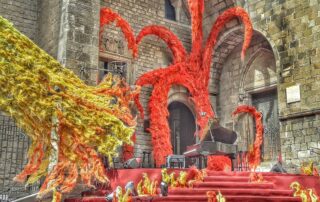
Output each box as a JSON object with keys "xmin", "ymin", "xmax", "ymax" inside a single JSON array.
[{"xmin": 279, "ymin": 108, "xmax": 320, "ymax": 121}]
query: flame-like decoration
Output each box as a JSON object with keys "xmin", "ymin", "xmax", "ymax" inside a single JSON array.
[
  {"xmin": 0, "ymin": 14, "xmax": 141, "ymax": 201},
  {"xmin": 100, "ymin": 1, "xmax": 253, "ymax": 166},
  {"xmin": 232, "ymin": 105, "xmax": 263, "ymax": 169},
  {"xmin": 290, "ymin": 181, "xmax": 319, "ymax": 202}
]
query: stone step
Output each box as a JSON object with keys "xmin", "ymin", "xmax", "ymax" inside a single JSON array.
[
  {"xmin": 168, "ymin": 188, "xmax": 293, "ymax": 196},
  {"xmin": 193, "ymin": 181, "xmax": 274, "ymax": 189},
  {"xmin": 136, "ymin": 195, "xmax": 301, "ymax": 202},
  {"xmin": 204, "ymin": 175, "xmax": 250, "ymax": 182}
]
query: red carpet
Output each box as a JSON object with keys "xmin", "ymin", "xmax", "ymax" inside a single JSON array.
[{"xmin": 65, "ymin": 169, "xmax": 320, "ymax": 202}]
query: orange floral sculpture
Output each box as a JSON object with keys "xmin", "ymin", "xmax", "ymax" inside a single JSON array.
[
  {"xmin": 100, "ymin": 1, "xmax": 253, "ymax": 166},
  {"xmin": 207, "ymin": 191, "xmax": 226, "ymax": 202},
  {"xmin": 207, "ymin": 156, "xmax": 232, "ymax": 171},
  {"xmin": 249, "ymin": 172, "xmax": 265, "ymax": 183},
  {"xmin": 207, "ymin": 191, "xmax": 217, "ymax": 202},
  {"xmin": 123, "ymin": 133, "xmax": 136, "ymax": 161},
  {"xmin": 186, "ymin": 166, "xmax": 207, "ymax": 187},
  {"xmin": 0, "ymin": 16, "xmax": 139, "ymax": 201},
  {"xmin": 232, "ymin": 105, "xmax": 263, "ymax": 170}
]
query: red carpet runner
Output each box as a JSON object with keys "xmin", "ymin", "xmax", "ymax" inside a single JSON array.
[{"xmin": 66, "ymin": 169, "xmax": 320, "ymax": 202}]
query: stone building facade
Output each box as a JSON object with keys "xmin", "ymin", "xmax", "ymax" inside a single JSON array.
[
  {"xmin": 1, "ymin": 0, "xmax": 320, "ymax": 198},
  {"xmin": 204, "ymin": 0, "xmax": 320, "ymax": 168}
]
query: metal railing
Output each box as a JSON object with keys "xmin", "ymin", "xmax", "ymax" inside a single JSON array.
[{"xmin": 0, "ymin": 113, "xmax": 40, "ymax": 201}]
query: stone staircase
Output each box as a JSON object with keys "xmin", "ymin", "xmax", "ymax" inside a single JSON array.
[
  {"xmin": 141, "ymin": 171, "xmax": 300, "ymax": 202},
  {"xmin": 65, "ymin": 171, "xmax": 303, "ymax": 202}
]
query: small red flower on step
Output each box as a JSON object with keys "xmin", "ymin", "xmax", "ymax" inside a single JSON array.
[
  {"xmin": 207, "ymin": 191, "xmax": 217, "ymax": 202},
  {"xmin": 249, "ymin": 172, "xmax": 265, "ymax": 183},
  {"xmin": 207, "ymin": 155, "xmax": 231, "ymax": 171}
]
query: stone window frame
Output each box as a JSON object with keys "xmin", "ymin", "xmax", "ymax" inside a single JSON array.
[
  {"xmin": 98, "ymin": 51, "xmax": 133, "ymax": 85},
  {"xmin": 163, "ymin": 0, "xmax": 191, "ymax": 27},
  {"xmin": 165, "ymin": 0, "xmax": 176, "ymax": 21}
]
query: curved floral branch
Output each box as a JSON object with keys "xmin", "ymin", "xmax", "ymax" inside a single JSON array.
[
  {"xmin": 202, "ymin": 7, "xmax": 253, "ymax": 81},
  {"xmin": 148, "ymin": 83, "xmax": 172, "ymax": 166},
  {"xmin": 134, "ymin": 64, "xmax": 182, "ymax": 119},
  {"xmin": 136, "ymin": 25, "xmax": 187, "ymax": 63},
  {"xmin": 188, "ymin": 0, "xmax": 204, "ymax": 65},
  {"xmin": 100, "ymin": 8, "xmax": 137, "ymax": 57},
  {"xmin": 134, "ymin": 63, "xmax": 193, "ymax": 166},
  {"xmin": 14, "ymin": 141, "xmax": 45, "ymax": 182},
  {"xmin": 141, "ymin": 64, "xmax": 213, "ymax": 166},
  {"xmin": 189, "ymin": 91, "xmax": 214, "ymax": 138},
  {"xmin": 232, "ymin": 105, "xmax": 263, "ymax": 170}
]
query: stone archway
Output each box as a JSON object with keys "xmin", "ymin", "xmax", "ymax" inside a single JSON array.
[
  {"xmin": 239, "ymin": 47, "xmax": 277, "ymax": 101},
  {"xmin": 167, "ymin": 85, "xmax": 196, "ymax": 155},
  {"xmin": 240, "ymin": 48, "xmax": 279, "ymax": 162},
  {"xmin": 216, "ymin": 29, "xmax": 280, "ymax": 163}
]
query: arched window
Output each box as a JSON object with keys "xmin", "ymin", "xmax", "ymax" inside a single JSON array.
[{"xmin": 165, "ymin": 0, "xmax": 176, "ymax": 21}]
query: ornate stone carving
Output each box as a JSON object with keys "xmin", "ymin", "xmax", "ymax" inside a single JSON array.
[{"xmin": 100, "ymin": 31, "xmax": 127, "ymax": 55}]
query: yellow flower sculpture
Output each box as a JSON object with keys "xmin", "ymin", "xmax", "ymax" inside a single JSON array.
[
  {"xmin": 113, "ymin": 187, "xmax": 132, "ymax": 202},
  {"xmin": 161, "ymin": 168, "xmax": 204, "ymax": 188},
  {"xmin": 301, "ymin": 161, "xmax": 317, "ymax": 176},
  {"xmin": 290, "ymin": 181, "xmax": 319, "ymax": 202},
  {"xmin": 137, "ymin": 173, "xmax": 158, "ymax": 196},
  {"xmin": 0, "ymin": 16, "xmax": 138, "ymax": 200}
]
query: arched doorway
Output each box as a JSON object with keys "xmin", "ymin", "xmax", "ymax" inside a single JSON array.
[
  {"xmin": 241, "ymin": 48, "xmax": 280, "ymax": 162},
  {"xmin": 168, "ymin": 102, "xmax": 196, "ymax": 155},
  {"xmin": 216, "ymin": 29, "xmax": 280, "ymax": 164}
]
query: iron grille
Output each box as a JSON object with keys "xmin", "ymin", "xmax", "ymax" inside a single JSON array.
[
  {"xmin": 252, "ymin": 89, "xmax": 280, "ymax": 162},
  {"xmin": 103, "ymin": 61, "xmax": 127, "ymax": 78},
  {"xmin": 0, "ymin": 112, "xmax": 40, "ymax": 201}
]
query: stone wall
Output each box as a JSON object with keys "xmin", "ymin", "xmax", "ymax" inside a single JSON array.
[
  {"xmin": 206, "ymin": 0, "xmax": 320, "ymax": 166},
  {"xmin": 243, "ymin": 0, "xmax": 320, "ymax": 117},
  {"xmin": 0, "ymin": 0, "xmax": 38, "ymax": 42},
  {"xmin": 57, "ymin": 0, "xmax": 100, "ymax": 84},
  {"xmin": 100, "ymin": 0, "xmax": 191, "ymax": 158},
  {"xmin": 38, "ymin": 0, "xmax": 61, "ymax": 58},
  {"xmin": 240, "ymin": 0, "xmax": 320, "ymax": 166},
  {"xmin": 281, "ymin": 114, "xmax": 320, "ymax": 164}
]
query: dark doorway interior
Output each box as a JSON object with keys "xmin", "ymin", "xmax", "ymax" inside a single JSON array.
[
  {"xmin": 252, "ymin": 89, "xmax": 280, "ymax": 161},
  {"xmin": 168, "ymin": 102, "xmax": 196, "ymax": 155}
]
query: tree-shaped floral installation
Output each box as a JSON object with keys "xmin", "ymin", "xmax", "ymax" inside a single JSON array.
[{"xmin": 100, "ymin": 0, "xmax": 253, "ymax": 166}]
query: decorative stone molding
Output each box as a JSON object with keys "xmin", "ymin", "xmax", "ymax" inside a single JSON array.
[
  {"xmin": 100, "ymin": 31, "xmax": 128, "ymax": 56},
  {"xmin": 168, "ymin": 85, "xmax": 196, "ymax": 117},
  {"xmin": 238, "ymin": 47, "xmax": 276, "ymax": 101}
]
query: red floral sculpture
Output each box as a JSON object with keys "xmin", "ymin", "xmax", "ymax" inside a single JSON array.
[
  {"xmin": 232, "ymin": 105, "xmax": 263, "ymax": 169},
  {"xmin": 207, "ymin": 155, "xmax": 232, "ymax": 171},
  {"xmin": 100, "ymin": 1, "xmax": 253, "ymax": 166},
  {"xmin": 122, "ymin": 133, "xmax": 136, "ymax": 161}
]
